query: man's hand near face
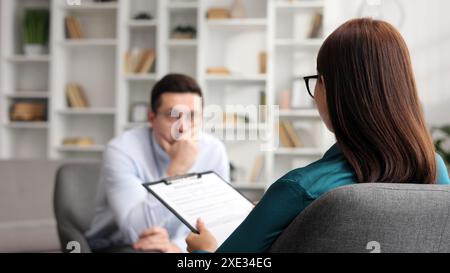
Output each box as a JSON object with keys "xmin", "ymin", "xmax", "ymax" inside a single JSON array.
[{"xmin": 161, "ymin": 138, "xmax": 198, "ymax": 177}]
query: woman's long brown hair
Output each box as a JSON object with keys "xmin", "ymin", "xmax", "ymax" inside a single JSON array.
[{"xmin": 317, "ymin": 18, "xmax": 437, "ymax": 184}]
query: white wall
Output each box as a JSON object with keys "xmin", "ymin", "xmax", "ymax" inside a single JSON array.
[{"xmin": 326, "ymin": 0, "xmax": 450, "ymax": 126}]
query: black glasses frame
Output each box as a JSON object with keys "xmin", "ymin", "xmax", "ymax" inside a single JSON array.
[{"xmin": 303, "ymin": 75, "xmax": 320, "ymax": 99}]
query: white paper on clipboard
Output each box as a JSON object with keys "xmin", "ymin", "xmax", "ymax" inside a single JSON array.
[{"xmin": 143, "ymin": 172, "xmax": 254, "ymax": 246}]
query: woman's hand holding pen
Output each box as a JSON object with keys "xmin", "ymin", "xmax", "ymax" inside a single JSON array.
[{"xmin": 185, "ymin": 218, "xmax": 218, "ymax": 253}]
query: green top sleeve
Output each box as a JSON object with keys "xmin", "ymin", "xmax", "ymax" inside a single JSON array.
[{"xmin": 216, "ymin": 179, "xmax": 313, "ymax": 253}]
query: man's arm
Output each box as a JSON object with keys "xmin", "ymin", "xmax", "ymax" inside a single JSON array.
[{"xmin": 102, "ymin": 145, "xmax": 169, "ymax": 244}]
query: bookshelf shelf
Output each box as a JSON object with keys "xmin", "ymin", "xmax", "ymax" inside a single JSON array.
[
  {"xmin": 127, "ymin": 20, "xmax": 158, "ymax": 28},
  {"xmin": 205, "ymin": 74, "xmax": 267, "ymax": 83},
  {"xmin": 60, "ymin": 39, "xmax": 118, "ymax": 47},
  {"xmin": 6, "ymin": 55, "xmax": 51, "ymax": 63},
  {"xmin": 275, "ymin": 0, "xmax": 325, "ymax": 9},
  {"xmin": 206, "ymin": 19, "xmax": 267, "ymax": 28},
  {"xmin": 167, "ymin": 39, "xmax": 198, "ymax": 47},
  {"xmin": 57, "ymin": 108, "xmax": 116, "ymax": 115},
  {"xmin": 4, "ymin": 122, "xmax": 49, "ymax": 129},
  {"xmin": 60, "ymin": 2, "xmax": 119, "ymax": 12},
  {"xmin": 4, "ymin": 91, "xmax": 49, "ymax": 99}
]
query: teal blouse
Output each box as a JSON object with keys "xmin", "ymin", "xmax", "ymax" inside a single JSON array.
[{"xmin": 216, "ymin": 143, "xmax": 450, "ymax": 253}]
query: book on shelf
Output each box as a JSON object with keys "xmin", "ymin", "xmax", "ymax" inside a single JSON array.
[
  {"xmin": 62, "ymin": 137, "xmax": 94, "ymax": 147},
  {"xmin": 136, "ymin": 49, "xmax": 156, "ymax": 73},
  {"xmin": 207, "ymin": 8, "xmax": 230, "ymax": 20},
  {"xmin": 308, "ymin": 12, "xmax": 323, "ymax": 39},
  {"xmin": 65, "ymin": 15, "xmax": 84, "ymax": 39},
  {"xmin": 278, "ymin": 121, "xmax": 303, "ymax": 148},
  {"xmin": 124, "ymin": 49, "xmax": 156, "ymax": 74},
  {"xmin": 247, "ymin": 154, "xmax": 264, "ymax": 183},
  {"xmin": 207, "ymin": 67, "xmax": 231, "ymax": 75},
  {"xmin": 66, "ymin": 83, "xmax": 89, "ymax": 108},
  {"xmin": 259, "ymin": 51, "xmax": 267, "ymax": 74},
  {"xmin": 278, "ymin": 122, "xmax": 293, "ymax": 148},
  {"xmin": 10, "ymin": 102, "xmax": 46, "ymax": 122},
  {"xmin": 124, "ymin": 50, "xmax": 137, "ymax": 74},
  {"xmin": 283, "ymin": 121, "xmax": 304, "ymax": 148}
]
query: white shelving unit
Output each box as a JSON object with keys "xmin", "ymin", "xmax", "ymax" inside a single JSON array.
[
  {"xmin": 0, "ymin": 0, "xmax": 51, "ymax": 159},
  {"xmin": 198, "ymin": 0, "xmax": 270, "ymax": 190},
  {"xmin": 267, "ymin": 0, "xmax": 334, "ymax": 184},
  {"xmin": 116, "ymin": 0, "xmax": 164, "ymax": 137},
  {"xmin": 49, "ymin": 0, "xmax": 118, "ymax": 160},
  {"xmin": 0, "ymin": 0, "xmax": 335, "ymax": 190}
]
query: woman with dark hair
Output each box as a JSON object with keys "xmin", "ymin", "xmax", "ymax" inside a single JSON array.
[{"xmin": 185, "ymin": 18, "xmax": 450, "ymax": 253}]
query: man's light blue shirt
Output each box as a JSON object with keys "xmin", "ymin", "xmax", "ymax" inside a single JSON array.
[{"xmin": 85, "ymin": 127, "xmax": 230, "ymax": 252}]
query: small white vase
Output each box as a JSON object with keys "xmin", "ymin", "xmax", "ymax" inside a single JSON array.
[{"xmin": 24, "ymin": 44, "xmax": 45, "ymax": 56}]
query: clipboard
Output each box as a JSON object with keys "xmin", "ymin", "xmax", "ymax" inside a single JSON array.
[{"xmin": 143, "ymin": 171, "xmax": 254, "ymax": 246}]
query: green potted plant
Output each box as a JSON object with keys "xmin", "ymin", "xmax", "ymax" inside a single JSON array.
[
  {"xmin": 171, "ymin": 25, "xmax": 197, "ymax": 39},
  {"xmin": 433, "ymin": 125, "xmax": 450, "ymax": 167},
  {"xmin": 23, "ymin": 8, "xmax": 50, "ymax": 55}
]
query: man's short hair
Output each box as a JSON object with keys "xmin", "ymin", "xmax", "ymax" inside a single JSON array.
[{"xmin": 150, "ymin": 74, "xmax": 203, "ymax": 113}]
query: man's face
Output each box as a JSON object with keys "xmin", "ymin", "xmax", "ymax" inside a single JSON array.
[{"xmin": 149, "ymin": 93, "xmax": 203, "ymax": 149}]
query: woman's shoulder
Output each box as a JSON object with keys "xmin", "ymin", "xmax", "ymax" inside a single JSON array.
[
  {"xmin": 436, "ymin": 153, "xmax": 450, "ymax": 184},
  {"xmin": 275, "ymin": 156, "xmax": 356, "ymax": 199}
]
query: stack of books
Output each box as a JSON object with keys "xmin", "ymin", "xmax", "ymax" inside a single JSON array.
[
  {"xmin": 124, "ymin": 49, "xmax": 156, "ymax": 74},
  {"xmin": 66, "ymin": 83, "xmax": 89, "ymax": 108},
  {"xmin": 62, "ymin": 137, "xmax": 94, "ymax": 147},
  {"xmin": 308, "ymin": 13, "xmax": 323, "ymax": 39},
  {"xmin": 279, "ymin": 121, "xmax": 303, "ymax": 148},
  {"xmin": 65, "ymin": 16, "xmax": 84, "ymax": 39}
]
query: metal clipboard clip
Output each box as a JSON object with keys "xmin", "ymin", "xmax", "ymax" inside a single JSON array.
[{"xmin": 162, "ymin": 173, "xmax": 203, "ymax": 185}]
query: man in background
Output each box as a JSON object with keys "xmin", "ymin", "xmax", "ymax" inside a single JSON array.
[{"xmin": 85, "ymin": 74, "xmax": 230, "ymax": 253}]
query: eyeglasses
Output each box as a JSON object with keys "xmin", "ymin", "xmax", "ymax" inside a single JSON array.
[
  {"xmin": 156, "ymin": 110, "xmax": 202, "ymax": 123},
  {"xmin": 303, "ymin": 75, "xmax": 320, "ymax": 99}
]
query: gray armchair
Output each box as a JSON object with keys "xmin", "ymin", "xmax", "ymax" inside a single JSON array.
[
  {"xmin": 269, "ymin": 183, "xmax": 450, "ymax": 253},
  {"xmin": 53, "ymin": 163, "xmax": 101, "ymax": 253},
  {"xmin": 54, "ymin": 163, "xmax": 147, "ymax": 253}
]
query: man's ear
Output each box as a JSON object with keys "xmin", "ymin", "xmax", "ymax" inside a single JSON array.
[{"xmin": 148, "ymin": 110, "xmax": 155, "ymax": 124}]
